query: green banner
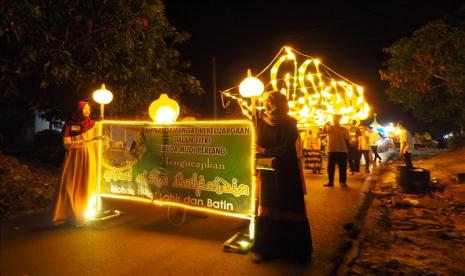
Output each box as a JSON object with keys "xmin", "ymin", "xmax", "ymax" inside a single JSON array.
[{"xmin": 100, "ymin": 121, "xmax": 254, "ymax": 217}]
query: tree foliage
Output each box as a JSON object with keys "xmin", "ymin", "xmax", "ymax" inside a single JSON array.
[
  {"xmin": 379, "ymin": 6, "xmax": 465, "ymax": 129},
  {"xmin": 0, "ymin": 0, "xmax": 203, "ymax": 120}
]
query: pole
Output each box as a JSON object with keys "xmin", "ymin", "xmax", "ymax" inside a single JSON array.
[
  {"xmin": 100, "ymin": 104, "xmax": 104, "ymax": 120},
  {"xmin": 96, "ymin": 121, "xmax": 103, "ymax": 213},
  {"xmin": 212, "ymin": 57, "xmax": 217, "ymax": 119}
]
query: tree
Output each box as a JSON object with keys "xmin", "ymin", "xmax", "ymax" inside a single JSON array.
[
  {"xmin": 379, "ymin": 6, "xmax": 465, "ymax": 130},
  {"xmin": 0, "ymin": 0, "xmax": 203, "ymax": 121}
]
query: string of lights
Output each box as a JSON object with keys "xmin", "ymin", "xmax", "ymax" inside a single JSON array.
[{"xmin": 221, "ymin": 46, "xmax": 370, "ymax": 128}]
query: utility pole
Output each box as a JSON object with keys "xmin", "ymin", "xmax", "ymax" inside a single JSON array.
[{"xmin": 212, "ymin": 57, "xmax": 217, "ymax": 119}]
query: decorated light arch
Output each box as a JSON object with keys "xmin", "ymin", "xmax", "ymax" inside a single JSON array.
[{"xmin": 222, "ymin": 46, "xmax": 370, "ymax": 127}]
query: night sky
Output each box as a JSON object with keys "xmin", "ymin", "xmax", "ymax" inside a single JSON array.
[{"xmin": 165, "ymin": 0, "xmax": 462, "ymax": 132}]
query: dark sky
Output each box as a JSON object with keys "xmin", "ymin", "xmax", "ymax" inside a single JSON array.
[{"xmin": 165, "ymin": 0, "xmax": 462, "ymax": 131}]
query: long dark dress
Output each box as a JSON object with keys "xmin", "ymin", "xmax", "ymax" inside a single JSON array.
[{"xmin": 252, "ymin": 116, "xmax": 313, "ymax": 262}]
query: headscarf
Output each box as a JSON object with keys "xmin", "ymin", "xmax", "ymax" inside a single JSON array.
[
  {"xmin": 262, "ymin": 91, "xmax": 289, "ymax": 126},
  {"xmin": 62, "ymin": 101, "xmax": 95, "ymax": 137}
]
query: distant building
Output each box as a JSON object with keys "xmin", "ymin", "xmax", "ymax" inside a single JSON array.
[
  {"xmin": 369, "ymin": 113, "xmax": 383, "ymax": 130},
  {"xmin": 0, "ymin": 112, "xmax": 63, "ymax": 145}
]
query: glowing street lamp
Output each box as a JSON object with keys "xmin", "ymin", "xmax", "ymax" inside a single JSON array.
[
  {"xmin": 92, "ymin": 84, "xmax": 113, "ymax": 119},
  {"xmin": 89, "ymin": 83, "xmax": 117, "ymax": 222},
  {"xmin": 239, "ymin": 69, "xmax": 264, "ymax": 118},
  {"xmin": 239, "ymin": 69, "xmax": 264, "ymax": 98},
  {"xmin": 149, "ymin": 94, "xmax": 180, "ymax": 124}
]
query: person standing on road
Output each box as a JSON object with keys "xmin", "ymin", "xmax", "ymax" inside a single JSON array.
[
  {"xmin": 397, "ymin": 121, "xmax": 414, "ymax": 168},
  {"xmin": 358, "ymin": 125, "xmax": 371, "ymax": 173},
  {"xmin": 321, "ymin": 114, "xmax": 350, "ymax": 187},
  {"xmin": 251, "ymin": 91, "xmax": 313, "ymax": 263},
  {"xmin": 52, "ymin": 100, "xmax": 101, "ymax": 226},
  {"xmin": 347, "ymin": 120, "xmax": 361, "ymax": 174},
  {"xmin": 369, "ymin": 128, "xmax": 382, "ymax": 163}
]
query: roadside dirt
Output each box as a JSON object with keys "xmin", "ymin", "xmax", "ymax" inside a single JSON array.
[
  {"xmin": 0, "ymin": 152, "xmax": 60, "ymax": 219},
  {"xmin": 343, "ymin": 148, "xmax": 465, "ymax": 275}
]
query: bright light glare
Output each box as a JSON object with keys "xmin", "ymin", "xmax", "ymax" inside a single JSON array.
[
  {"xmin": 239, "ymin": 76, "xmax": 264, "ymax": 97},
  {"xmin": 156, "ymin": 107, "xmax": 177, "ymax": 124},
  {"xmin": 85, "ymin": 208, "xmax": 97, "ymax": 219},
  {"xmin": 444, "ymin": 132, "xmax": 454, "ymax": 139},
  {"xmin": 238, "ymin": 240, "xmax": 250, "ymax": 249},
  {"xmin": 92, "ymin": 84, "xmax": 113, "ymax": 104},
  {"xmin": 85, "ymin": 194, "xmax": 98, "ymax": 219},
  {"xmin": 148, "ymin": 94, "xmax": 180, "ymax": 123}
]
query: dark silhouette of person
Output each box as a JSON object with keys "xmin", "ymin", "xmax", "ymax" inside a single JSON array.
[
  {"xmin": 369, "ymin": 128, "xmax": 382, "ymax": 162},
  {"xmin": 397, "ymin": 121, "xmax": 414, "ymax": 168},
  {"xmin": 347, "ymin": 120, "xmax": 361, "ymax": 174},
  {"xmin": 251, "ymin": 91, "xmax": 313, "ymax": 263},
  {"xmin": 322, "ymin": 114, "xmax": 350, "ymax": 187},
  {"xmin": 358, "ymin": 125, "xmax": 371, "ymax": 173}
]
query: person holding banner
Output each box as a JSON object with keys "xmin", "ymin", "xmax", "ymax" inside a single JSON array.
[
  {"xmin": 251, "ymin": 91, "xmax": 313, "ymax": 263},
  {"xmin": 52, "ymin": 100, "xmax": 101, "ymax": 226}
]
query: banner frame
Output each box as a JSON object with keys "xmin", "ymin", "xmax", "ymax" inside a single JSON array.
[{"xmin": 95, "ymin": 119, "xmax": 257, "ymax": 225}]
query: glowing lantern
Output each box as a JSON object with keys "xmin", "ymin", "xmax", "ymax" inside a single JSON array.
[
  {"xmin": 149, "ymin": 94, "xmax": 180, "ymax": 124},
  {"xmin": 92, "ymin": 84, "xmax": 113, "ymax": 119},
  {"xmin": 222, "ymin": 46, "xmax": 370, "ymax": 126},
  {"xmin": 239, "ymin": 69, "xmax": 264, "ymax": 98}
]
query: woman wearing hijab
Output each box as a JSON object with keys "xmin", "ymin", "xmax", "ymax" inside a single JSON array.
[
  {"xmin": 251, "ymin": 91, "xmax": 313, "ymax": 263},
  {"xmin": 52, "ymin": 101, "xmax": 101, "ymax": 226}
]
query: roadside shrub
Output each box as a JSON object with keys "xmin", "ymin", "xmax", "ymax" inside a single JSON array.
[
  {"xmin": 33, "ymin": 130, "xmax": 62, "ymax": 147},
  {"xmin": 33, "ymin": 130, "xmax": 64, "ymax": 166},
  {"xmin": 447, "ymin": 135, "xmax": 465, "ymax": 149}
]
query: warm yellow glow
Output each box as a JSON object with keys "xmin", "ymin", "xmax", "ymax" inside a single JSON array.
[
  {"xmin": 148, "ymin": 94, "xmax": 180, "ymax": 124},
  {"xmin": 97, "ymin": 120, "xmax": 257, "ymax": 223},
  {"xmin": 239, "ymin": 69, "xmax": 264, "ymax": 97},
  {"xmin": 84, "ymin": 194, "xmax": 98, "ymax": 219},
  {"xmin": 92, "ymin": 84, "xmax": 113, "ymax": 104},
  {"xmin": 156, "ymin": 107, "xmax": 177, "ymax": 123},
  {"xmin": 101, "ymin": 193, "xmax": 254, "ymax": 220},
  {"xmin": 222, "ymin": 46, "xmax": 370, "ymax": 126},
  {"xmin": 238, "ymin": 240, "xmax": 250, "ymax": 249}
]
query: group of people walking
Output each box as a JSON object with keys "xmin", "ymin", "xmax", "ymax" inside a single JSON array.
[
  {"xmin": 323, "ymin": 116, "xmax": 385, "ymax": 187},
  {"xmin": 300, "ymin": 116, "xmax": 383, "ymax": 187},
  {"xmin": 346, "ymin": 120, "xmax": 382, "ymax": 174}
]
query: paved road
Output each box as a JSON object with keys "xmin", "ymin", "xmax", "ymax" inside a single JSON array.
[{"xmin": 1, "ymin": 154, "xmax": 391, "ymax": 276}]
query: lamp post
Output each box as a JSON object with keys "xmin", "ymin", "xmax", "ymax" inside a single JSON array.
[
  {"xmin": 148, "ymin": 94, "xmax": 182, "ymax": 225},
  {"xmin": 239, "ymin": 69, "xmax": 264, "ymax": 97},
  {"xmin": 239, "ymin": 69, "xmax": 264, "ymax": 120},
  {"xmin": 238, "ymin": 69, "xmax": 264, "ymax": 243},
  {"xmin": 89, "ymin": 84, "xmax": 118, "ymax": 222},
  {"xmin": 148, "ymin": 94, "xmax": 180, "ymax": 124},
  {"xmin": 92, "ymin": 84, "xmax": 113, "ymax": 120}
]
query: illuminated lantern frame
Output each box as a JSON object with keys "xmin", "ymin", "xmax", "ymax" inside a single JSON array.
[
  {"xmin": 149, "ymin": 94, "xmax": 180, "ymax": 124},
  {"xmin": 222, "ymin": 46, "xmax": 370, "ymax": 127}
]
